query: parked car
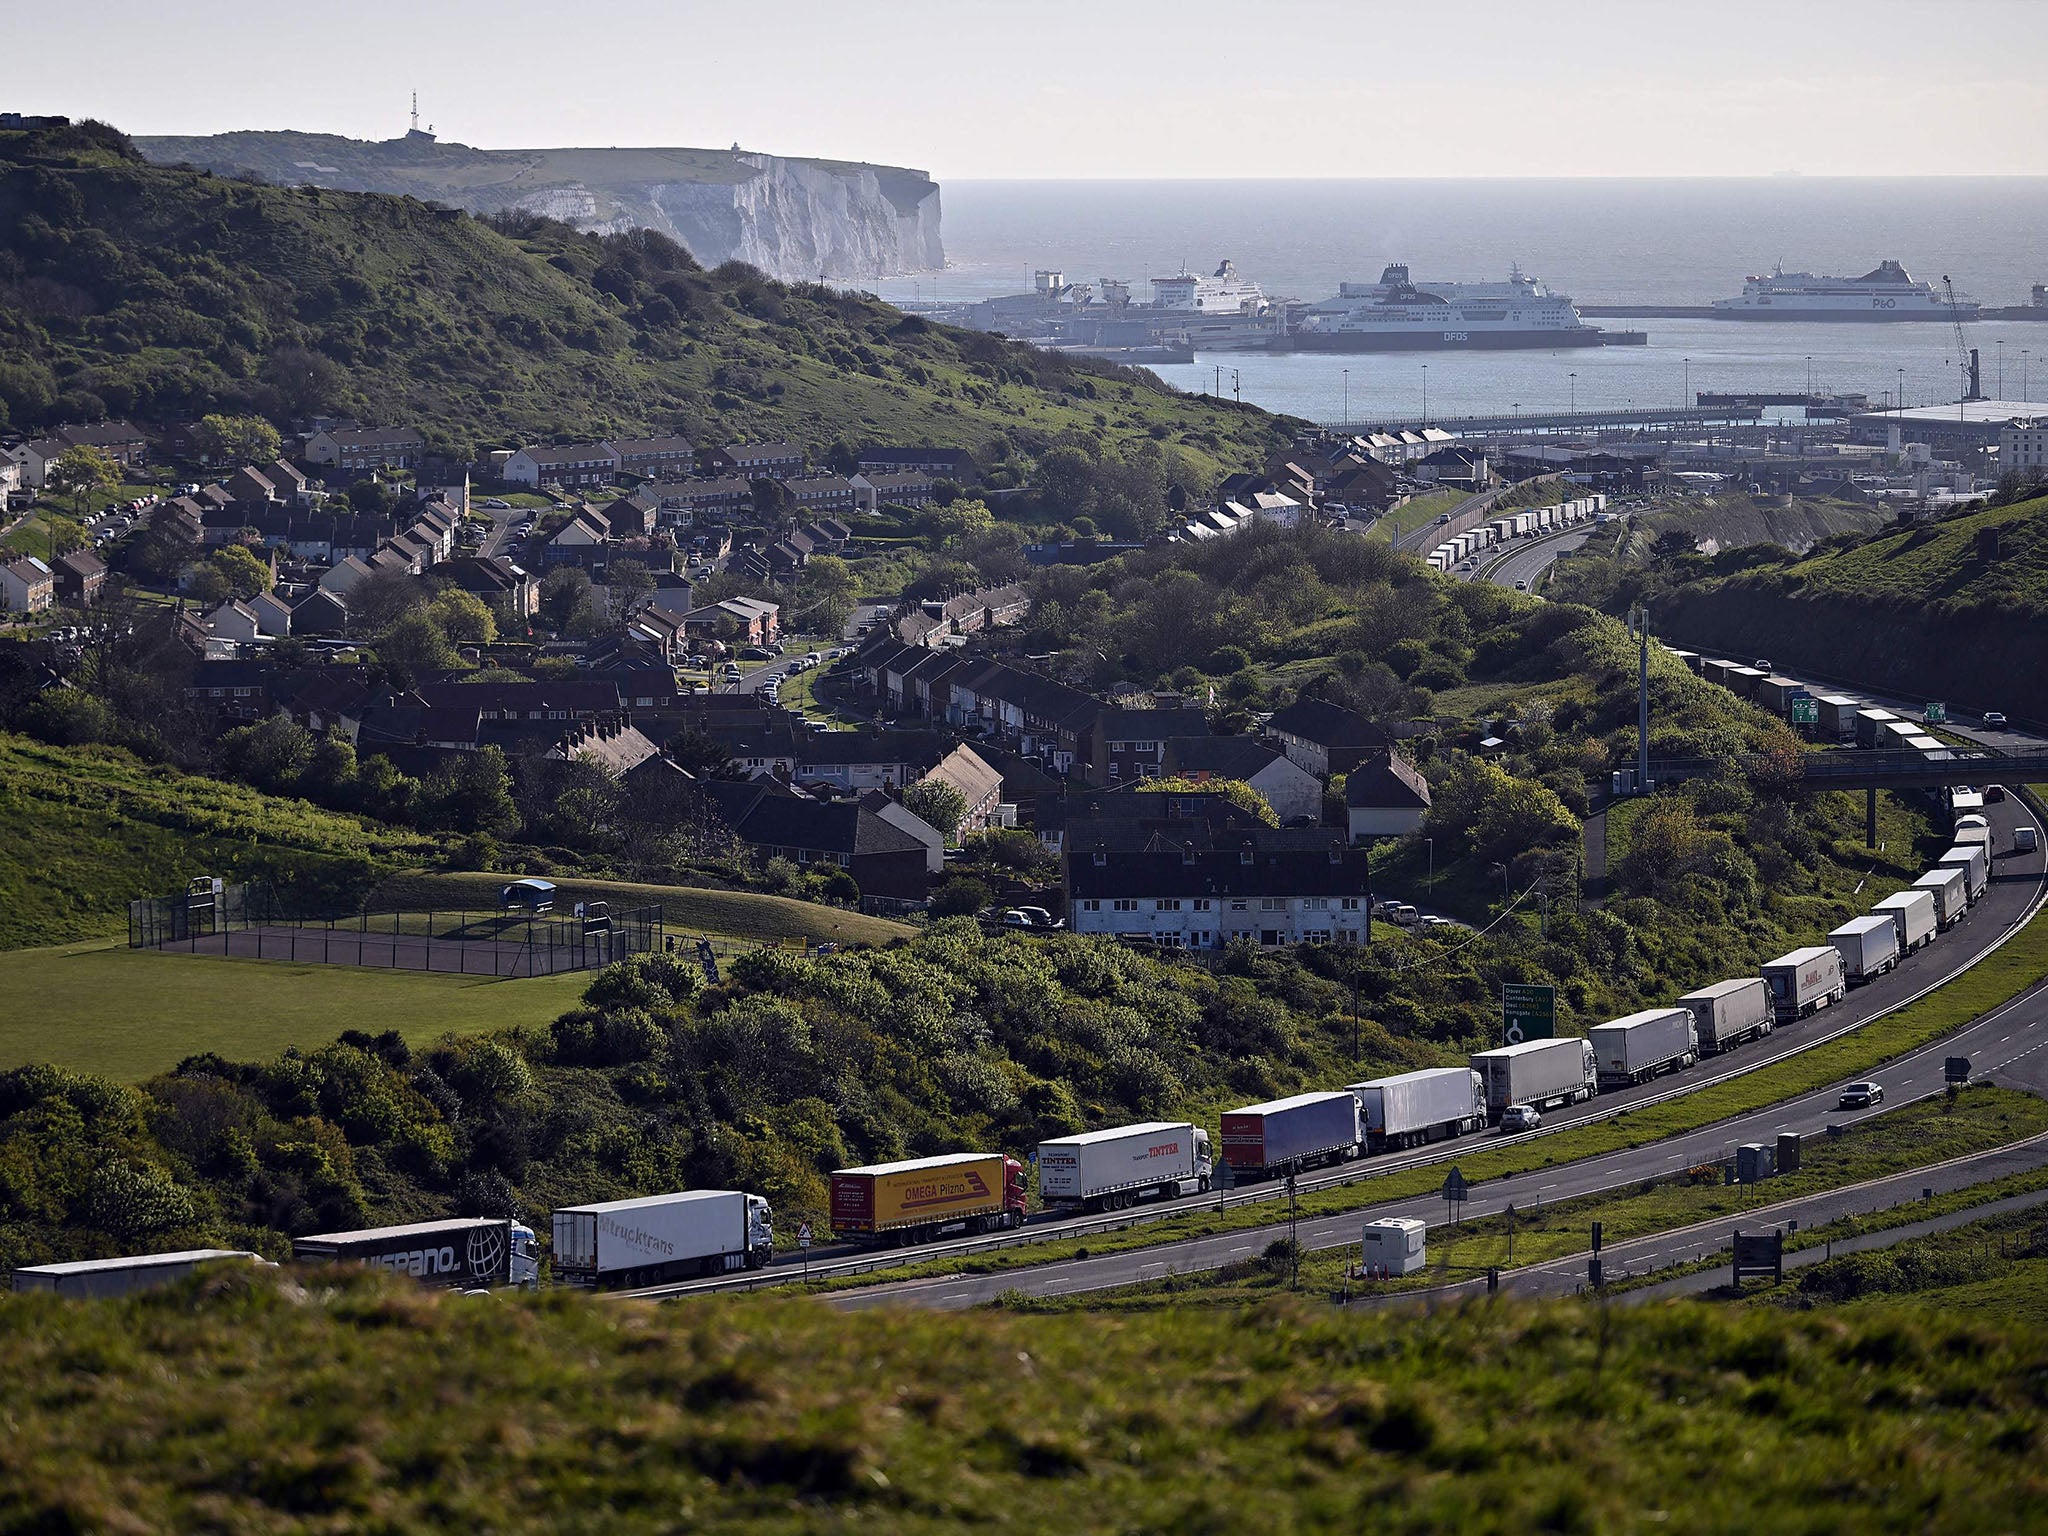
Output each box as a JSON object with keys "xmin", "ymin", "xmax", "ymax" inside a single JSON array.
[
  {"xmin": 1499, "ymin": 1104, "xmax": 1542, "ymax": 1133},
  {"xmin": 481, "ymin": 498, "xmax": 511, "ymax": 509},
  {"xmin": 1388, "ymin": 904, "xmax": 1421, "ymax": 926},
  {"xmin": 1837, "ymin": 1082, "xmax": 1885, "ymax": 1109},
  {"xmin": 740, "ymin": 646, "xmax": 774, "ymax": 661}
]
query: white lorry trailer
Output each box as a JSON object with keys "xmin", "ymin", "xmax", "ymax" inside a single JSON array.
[
  {"xmin": 11, "ymin": 1249, "xmax": 271, "ymax": 1300},
  {"xmin": 1037, "ymin": 1122, "xmax": 1212, "ymax": 1212},
  {"xmin": 292, "ymin": 1217, "xmax": 540, "ymax": 1288},
  {"xmin": 1939, "ymin": 845, "xmax": 1989, "ymax": 902},
  {"xmin": 551, "ymin": 1189, "xmax": 773, "ymax": 1288},
  {"xmin": 1829, "ymin": 914, "xmax": 1901, "ymax": 986},
  {"xmin": 1760, "ymin": 946, "xmax": 1847, "ymax": 1022},
  {"xmin": 1871, "ymin": 889, "xmax": 1938, "ymax": 954},
  {"xmin": 1916, "ymin": 867, "xmax": 1969, "ymax": 929},
  {"xmin": 1470, "ymin": 1037, "xmax": 1599, "ymax": 1118},
  {"xmin": 1679, "ymin": 977, "xmax": 1773, "ymax": 1055},
  {"xmin": 1587, "ymin": 1007, "xmax": 1698, "ymax": 1088},
  {"xmin": 1347, "ymin": 1067, "xmax": 1488, "ymax": 1153}
]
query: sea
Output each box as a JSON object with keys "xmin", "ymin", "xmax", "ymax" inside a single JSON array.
[{"xmin": 864, "ymin": 179, "xmax": 2048, "ymax": 423}]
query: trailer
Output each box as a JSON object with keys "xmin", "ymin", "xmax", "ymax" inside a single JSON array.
[
  {"xmin": 1915, "ymin": 867, "xmax": 1969, "ymax": 929},
  {"xmin": 1950, "ymin": 789, "xmax": 1986, "ymax": 824},
  {"xmin": 1953, "ymin": 821, "xmax": 1993, "ymax": 859},
  {"xmin": 292, "ymin": 1217, "xmax": 540, "ymax": 1288},
  {"xmin": 1756, "ymin": 676, "xmax": 1807, "ymax": 715},
  {"xmin": 829, "ymin": 1153, "xmax": 1026, "ymax": 1243},
  {"xmin": 1701, "ymin": 659, "xmax": 1734, "ymax": 687},
  {"xmin": 1871, "ymin": 889, "xmax": 1938, "ymax": 954},
  {"xmin": 1679, "ymin": 977, "xmax": 1773, "ymax": 1054},
  {"xmin": 1347, "ymin": 1067, "xmax": 1487, "ymax": 1153},
  {"xmin": 1939, "ymin": 845, "xmax": 1989, "ymax": 902},
  {"xmin": 1037, "ymin": 1122, "xmax": 1212, "ymax": 1212},
  {"xmin": 1829, "ymin": 914, "xmax": 1901, "ymax": 986},
  {"xmin": 1855, "ymin": 708, "xmax": 1900, "ymax": 748},
  {"xmin": 1360, "ymin": 1217, "xmax": 1428, "ymax": 1277},
  {"xmin": 1760, "ymin": 946, "xmax": 1847, "ymax": 1022},
  {"xmin": 11, "ymin": 1249, "xmax": 270, "ymax": 1300},
  {"xmin": 1470, "ymin": 1037, "xmax": 1599, "ymax": 1117},
  {"xmin": 1815, "ymin": 696, "xmax": 1862, "ymax": 740},
  {"xmin": 1588, "ymin": 1007, "xmax": 1699, "ymax": 1088},
  {"xmin": 551, "ymin": 1190, "xmax": 772, "ymax": 1288},
  {"xmin": 1220, "ymin": 1091, "xmax": 1362, "ymax": 1179},
  {"xmin": 1667, "ymin": 649, "xmax": 1702, "ymax": 674},
  {"xmin": 1725, "ymin": 666, "xmax": 1766, "ymax": 699}
]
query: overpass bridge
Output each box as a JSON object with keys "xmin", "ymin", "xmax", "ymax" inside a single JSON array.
[{"xmin": 1323, "ymin": 404, "xmax": 1763, "ymax": 437}]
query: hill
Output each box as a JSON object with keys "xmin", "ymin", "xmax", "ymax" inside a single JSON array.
[
  {"xmin": 134, "ymin": 128, "xmax": 944, "ymax": 281},
  {"xmin": 0, "ymin": 119, "xmax": 1292, "ymax": 475},
  {"xmin": 1637, "ymin": 491, "xmax": 2048, "ymax": 720},
  {"xmin": 1, "ymin": 1272, "xmax": 2040, "ymax": 1531}
]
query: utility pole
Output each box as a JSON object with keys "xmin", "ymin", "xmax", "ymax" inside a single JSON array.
[{"xmin": 1635, "ymin": 604, "xmax": 1651, "ymax": 793}]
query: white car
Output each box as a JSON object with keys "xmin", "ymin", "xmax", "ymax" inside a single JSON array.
[{"xmin": 1499, "ymin": 1104, "xmax": 1542, "ymax": 1133}]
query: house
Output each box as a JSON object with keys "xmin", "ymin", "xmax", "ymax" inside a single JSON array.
[
  {"xmin": 184, "ymin": 659, "xmax": 278, "ymax": 721},
  {"xmin": 645, "ymin": 475, "xmax": 756, "ymax": 523},
  {"xmin": 304, "ymin": 427, "xmax": 426, "ymax": 471},
  {"xmin": 548, "ymin": 720, "xmax": 662, "ymax": 775},
  {"xmin": 858, "ymin": 446, "xmax": 978, "ymax": 482},
  {"xmin": 1415, "ymin": 446, "xmax": 1489, "ymax": 490},
  {"xmin": 205, "ymin": 599, "xmax": 268, "ymax": 644},
  {"xmin": 1160, "ymin": 735, "xmax": 1322, "ymax": 824},
  {"xmin": 0, "ymin": 555, "xmax": 56, "ymax": 614},
  {"xmin": 701, "ymin": 782, "xmax": 930, "ymax": 900},
  {"xmin": 1084, "ymin": 705, "xmax": 1211, "ymax": 786},
  {"xmin": 609, "ymin": 435, "xmax": 696, "ymax": 480},
  {"xmin": 856, "ymin": 470, "xmax": 939, "ymax": 509},
  {"xmin": 412, "ymin": 679, "xmax": 620, "ymax": 725},
  {"xmin": 51, "ymin": 548, "xmax": 107, "ymax": 607},
  {"xmin": 798, "ymin": 518, "xmax": 853, "ymax": 551},
  {"xmin": 1264, "ymin": 697, "xmax": 1396, "ymax": 778},
  {"xmin": 1062, "ymin": 800, "xmax": 1373, "ymax": 949},
  {"xmin": 683, "ymin": 596, "xmax": 780, "ymax": 645},
  {"xmin": 8, "ymin": 439, "xmax": 68, "ymax": 490},
  {"xmin": 249, "ymin": 591, "xmax": 295, "ymax": 637},
  {"xmin": 919, "ymin": 745, "xmax": 1003, "ymax": 838},
  {"xmin": 0, "ymin": 457, "xmax": 22, "ymax": 504},
  {"xmin": 550, "ymin": 505, "xmax": 612, "ymax": 549},
  {"xmin": 224, "ymin": 465, "xmax": 281, "ymax": 509},
  {"xmin": 861, "ymin": 790, "xmax": 946, "ymax": 875},
  {"xmin": 318, "ymin": 555, "xmax": 378, "ymax": 597},
  {"xmin": 781, "ymin": 474, "xmax": 862, "ymax": 515},
  {"xmin": 504, "ymin": 442, "xmax": 622, "ymax": 490},
  {"xmin": 713, "ymin": 442, "xmax": 806, "ymax": 481},
  {"xmin": 290, "ymin": 588, "xmax": 349, "ymax": 637},
  {"xmin": 54, "ymin": 420, "xmax": 148, "ymax": 471},
  {"xmin": 1345, "ymin": 748, "xmax": 1433, "ymax": 840},
  {"xmin": 445, "ymin": 556, "xmax": 538, "ymax": 619},
  {"xmin": 792, "ymin": 730, "xmax": 930, "ymax": 794},
  {"xmin": 629, "ymin": 599, "xmax": 693, "ymax": 661}
]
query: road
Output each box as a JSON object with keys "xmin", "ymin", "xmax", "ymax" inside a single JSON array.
[
  {"xmin": 619, "ymin": 793, "xmax": 2046, "ymax": 1305},
  {"xmin": 1471, "ymin": 527, "xmax": 1592, "ymax": 592},
  {"xmin": 830, "ymin": 964, "xmax": 2048, "ymax": 1312}
]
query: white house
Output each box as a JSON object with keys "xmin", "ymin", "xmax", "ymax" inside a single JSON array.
[
  {"xmin": 205, "ymin": 599, "xmax": 267, "ymax": 643},
  {"xmin": 504, "ymin": 443, "xmax": 621, "ymax": 490},
  {"xmin": 919, "ymin": 744, "xmax": 1003, "ymax": 839},
  {"xmin": 318, "ymin": 555, "xmax": 377, "ymax": 597},
  {"xmin": 249, "ymin": 591, "xmax": 294, "ymax": 637},
  {"xmin": 864, "ymin": 792, "xmax": 946, "ymax": 875},
  {"xmin": 1160, "ymin": 736, "xmax": 1322, "ymax": 825},
  {"xmin": 0, "ymin": 555, "xmax": 56, "ymax": 614},
  {"xmin": 1346, "ymin": 749, "xmax": 1433, "ymax": 840},
  {"xmin": 1066, "ymin": 833, "xmax": 1374, "ymax": 949}
]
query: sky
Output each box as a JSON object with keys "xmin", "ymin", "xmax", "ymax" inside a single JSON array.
[{"xmin": 13, "ymin": 0, "xmax": 2048, "ymax": 179}]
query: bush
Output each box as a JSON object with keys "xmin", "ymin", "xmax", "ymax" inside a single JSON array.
[{"xmin": 928, "ymin": 877, "xmax": 993, "ymax": 919}]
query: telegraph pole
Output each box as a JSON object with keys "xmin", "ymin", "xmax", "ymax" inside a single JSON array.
[{"xmin": 1635, "ymin": 605, "xmax": 1651, "ymax": 792}]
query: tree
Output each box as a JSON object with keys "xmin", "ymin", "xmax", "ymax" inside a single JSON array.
[
  {"xmin": 376, "ymin": 609, "xmax": 458, "ymax": 674},
  {"xmin": 347, "ymin": 569, "xmax": 424, "ymax": 638},
  {"xmin": 428, "ymin": 586, "xmax": 496, "ymax": 644},
  {"xmin": 1134, "ymin": 775, "xmax": 1279, "ymax": 827},
  {"xmin": 196, "ymin": 413, "xmax": 282, "ymax": 465},
  {"xmin": 928, "ymin": 875, "xmax": 993, "ymax": 919},
  {"xmin": 919, "ymin": 498, "xmax": 995, "ymax": 547},
  {"xmin": 604, "ymin": 558, "xmax": 655, "ymax": 624},
  {"xmin": 185, "ymin": 563, "xmax": 232, "ymax": 607},
  {"xmin": 218, "ymin": 715, "xmax": 315, "ymax": 794},
  {"xmin": 47, "ymin": 444, "xmax": 117, "ymax": 515},
  {"xmin": 211, "ymin": 544, "xmax": 272, "ymax": 598},
  {"xmin": 1424, "ymin": 758, "xmax": 1579, "ymax": 868},
  {"xmin": 665, "ymin": 724, "xmax": 737, "ymax": 778},
  {"xmin": 903, "ymin": 779, "xmax": 970, "ymax": 844},
  {"xmin": 539, "ymin": 568, "xmax": 597, "ymax": 636},
  {"xmin": 794, "ymin": 554, "xmax": 858, "ymax": 636}
]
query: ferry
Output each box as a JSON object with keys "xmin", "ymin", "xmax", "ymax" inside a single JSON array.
[
  {"xmin": 1709, "ymin": 260, "xmax": 1978, "ymax": 320},
  {"xmin": 1286, "ymin": 265, "xmax": 1637, "ymax": 351}
]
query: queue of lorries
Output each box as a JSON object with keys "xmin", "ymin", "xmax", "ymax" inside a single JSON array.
[{"xmin": 1423, "ymin": 494, "xmax": 1608, "ymax": 574}]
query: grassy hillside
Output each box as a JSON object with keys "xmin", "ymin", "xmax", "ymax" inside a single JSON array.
[
  {"xmin": 0, "ymin": 120, "xmax": 1292, "ymax": 475},
  {"xmin": 0, "ymin": 940, "xmax": 588, "ymax": 1081},
  {"xmin": 1639, "ymin": 492, "xmax": 2048, "ymax": 719},
  {"xmin": 2, "ymin": 1274, "xmax": 2043, "ymax": 1532},
  {"xmin": 0, "ymin": 732, "xmax": 432, "ymax": 950}
]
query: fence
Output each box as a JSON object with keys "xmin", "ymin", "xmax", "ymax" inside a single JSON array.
[{"xmin": 129, "ymin": 884, "xmax": 664, "ymax": 978}]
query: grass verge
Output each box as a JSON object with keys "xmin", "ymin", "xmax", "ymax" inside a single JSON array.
[{"xmin": 0, "ymin": 939, "xmax": 590, "ymax": 1081}]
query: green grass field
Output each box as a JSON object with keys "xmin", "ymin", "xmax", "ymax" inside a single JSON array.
[{"xmin": 0, "ymin": 940, "xmax": 590, "ymax": 1081}]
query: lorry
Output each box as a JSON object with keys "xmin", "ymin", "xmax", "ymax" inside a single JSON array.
[
  {"xmin": 1815, "ymin": 695, "xmax": 1862, "ymax": 741},
  {"xmin": 1829, "ymin": 914, "xmax": 1901, "ymax": 986},
  {"xmin": 1871, "ymin": 888, "xmax": 1938, "ymax": 954},
  {"xmin": 1587, "ymin": 1007, "xmax": 1699, "ymax": 1088},
  {"xmin": 1036, "ymin": 1122, "xmax": 1212, "ymax": 1212},
  {"xmin": 1679, "ymin": 977, "xmax": 1773, "ymax": 1054},
  {"xmin": 1915, "ymin": 867, "xmax": 1969, "ymax": 929},
  {"xmin": 1855, "ymin": 708, "xmax": 1900, "ymax": 749},
  {"xmin": 1219, "ymin": 1091, "xmax": 1362, "ymax": 1179},
  {"xmin": 1952, "ymin": 822, "xmax": 1994, "ymax": 860},
  {"xmin": 551, "ymin": 1190, "xmax": 773, "ymax": 1288},
  {"xmin": 11, "ymin": 1249, "xmax": 271, "ymax": 1300},
  {"xmin": 291, "ymin": 1217, "xmax": 540, "ymax": 1288},
  {"xmin": 1938, "ymin": 845, "xmax": 1989, "ymax": 903},
  {"xmin": 1470, "ymin": 1037, "xmax": 1600, "ymax": 1118},
  {"xmin": 1759, "ymin": 946, "xmax": 1847, "ymax": 1022},
  {"xmin": 829, "ymin": 1153, "xmax": 1027, "ymax": 1244},
  {"xmin": 1756, "ymin": 676, "xmax": 1807, "ymax": 715},
  {"xmin": 1346, "ymin": 1067, "xmax": 1488, "ymax": 1153}
]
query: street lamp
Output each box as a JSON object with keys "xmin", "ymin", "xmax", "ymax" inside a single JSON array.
[
  {"xmin": 1422, "ymin": 364, "xmax": 1429, "ymax": 426},
  {"xmin": 2024, "ymin": 350, "xmax": 2032, "ymax": 402},
  {"xmin": 1805, "ymin": 355, "xmax": 1813, "ymax": 397},
  {"xmin": 1997, "ymin": 340, "xmax": 2005, "ymax": 398},
  {"xmin": 1682, "ymin": 357, "xmax": 1690, "ymax": 409},
  {"xmin": 1343, "ymin": 367, "xmax": 1350, "ymax": 431},
  {"xmin": 1568, "ymin": 372, "xmax": 1577, "ymax": 413},
  {"xmin": 1425, "ymin": 837, "xmax": 1435, "ymax": 892}
]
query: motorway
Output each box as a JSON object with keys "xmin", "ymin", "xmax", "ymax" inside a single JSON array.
[
  {"xmin": 620, "ymin": 791, "xmax": 2047, "ymax": 1306},
  {"xmin": 1472, "ymin": 527, "xmax": 1592, "ymax": 592}
]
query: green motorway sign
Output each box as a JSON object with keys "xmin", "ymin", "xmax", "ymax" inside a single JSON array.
[
  {"xmin": 1790, "ymin": 699, "xmax": 1818, "ymax": 725},
  {"xmin": 1924, "ymin": 701, "xmax": 1947, "ymax": 725},
  {"xmin": 1502, "ymin": 983, "xmax": 1556, "ymax": 1045}
]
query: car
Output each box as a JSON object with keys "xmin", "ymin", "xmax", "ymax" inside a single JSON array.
[
  {"xmin": 1753, "ymin": 658, "xmax": 1773, "ymax": 672},
  {"xmin": 720, "ymin": 662, "xmax": 742, "ymax": 676},
  {"xmin": 481, "ymin": 498, "xmax": 511, "ymax": 510},
  {"xmin": 1435, "ymin": 512, "xmax": 1452, "ymax": 524},
  {"xmin": 1983, "ymin": 712, "xmax": 2008, "ymax": 729},
  {"xmin": 1514, "ymin": 579, "xmax": 1528, "ymax": 590},
  {"xmin": 1388, "ymin": 903, "xmax": 1421, "ymax": 926},
  {"xmin": 1987, "ymin": 784, "xmax": 2007, "ymax": 803},
  {"xmin": 1499, "ymin": 1104, "xmax": 1542, "ymax": 1133},
  {"xmin": 805, "ymin": 651, "xmax": 821, "ymax": 664},
  {"xmin": 1420, "ymin": 915, "xmax": 1452, "ymax": 929},
  {"xmin": 740, "ymin": 645, "xmax": 774, "ymax": 661},
  {"xmin": 686, "ymin": 655, "xmax": 709, "ymax": 670},
  {"xmin": 1837, "ymin": 1082, "xmax": 1885, "ymax": 1109}
]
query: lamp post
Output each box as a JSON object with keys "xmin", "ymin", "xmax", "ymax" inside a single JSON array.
[
  {"xmin": 1569, "ymin": 371, "xmax": 1577, "ymax": 413},
  {"xmin": 1682, "ymin": 357, "xmax": 1690, "ymax": 409},
  {"xmin": 1422, "ymin": 364, "xmax": 1429, "ymax": 426},
  {"xmin": 2024, "ymin": 350, "xmax": 2031, "ymax": 402},
  {"xmin": 1426, "ymin": 837, "xmax": 1435, "ymax": 893},
  {"xmin": 1997, "ymin": 340, "xmax": 2005, "ymax": 398},
  {"xmin": 1343, "ymin": 367, "xmax": 1350, "ymax": 431},
  {"xmin": 1805, "ymin": 355, "xmax": 1813, "ymax": 397}
]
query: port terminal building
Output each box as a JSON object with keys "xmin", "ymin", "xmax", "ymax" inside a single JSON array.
[{"xmin": 1847, "ymin": 400, "xmax": 2040, "ymax": 460}]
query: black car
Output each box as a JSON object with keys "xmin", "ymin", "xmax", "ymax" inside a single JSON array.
[{"xmin": 1837, "ymin": 1082, "xmax": 1885, "ymax": 1109}]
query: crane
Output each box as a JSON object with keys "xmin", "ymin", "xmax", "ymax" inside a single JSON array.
[{"xmin": 1943, "ymin": 275, "xmax": 1982, "ymax": 402}]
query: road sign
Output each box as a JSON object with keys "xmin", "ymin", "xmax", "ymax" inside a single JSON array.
[
  {"xmin": 1502, "ymin": 982, "xmax": 1556, "ymax": 1045},
  {"xmin": 1925, "ymin": 701, "xmax": 1947, "ymax": 724},
  {"xmin": 797, "ymin": 1223, "xmax": 812, "ymax": 1249},
  {"xmin": 1442, "ymin": 1167, "xmax": 1469, "ymax": 1203},
  {"xmin": 1790, "ymin": 698, "xmax": 1818, "ymax": 726},
  {"xmin": 1945, "ymin": 1056, "xmax": 1972, "ymax": 1084},
  {"xmin": 1731, "ymin": 1229, "xmax": 1784, "ymax": 1286}
]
